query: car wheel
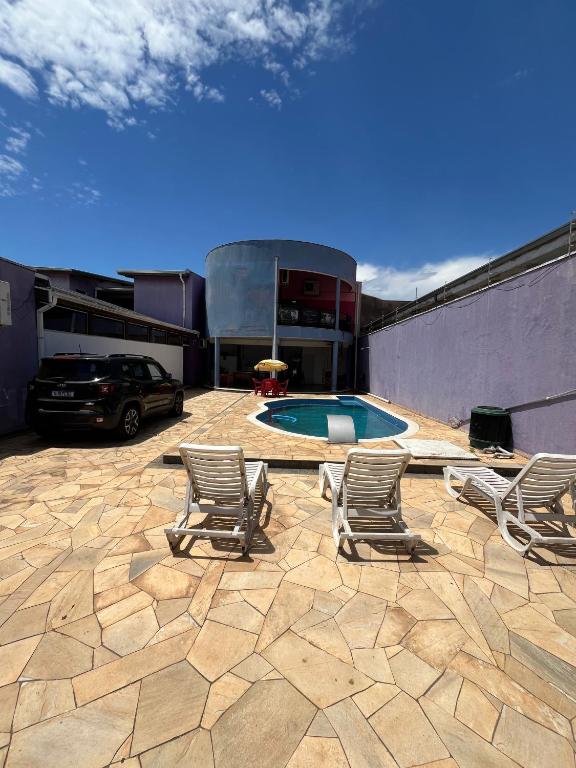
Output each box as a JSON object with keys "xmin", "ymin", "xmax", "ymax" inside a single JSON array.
[
  {"xmin": 171, "ymin": 392, "xmax": 184, "ymax": 417},
  {"xmin": 117, "ymin": 405, "xmax": 140, "ymax": 440}
]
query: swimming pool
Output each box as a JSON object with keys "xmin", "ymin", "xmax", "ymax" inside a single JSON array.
[{"xmin": 252, "ymin": 396, "xmax": 416, "ymax": 441}]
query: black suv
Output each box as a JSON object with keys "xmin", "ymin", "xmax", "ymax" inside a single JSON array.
[{"xmin": 27, "ymin": 354, "xmax": 185, "ymax": 440}]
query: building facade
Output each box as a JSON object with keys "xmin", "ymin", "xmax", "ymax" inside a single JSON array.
[
  {"xmin": 118, "ymin": 270, "xmax": 206, "ymax": 386},
  {"xmin": 0, "ymin": 258, "xmax": 38, "ymax": 435},
  {"xmin": 35, "ymin": 268, "xmax": 134, "ymax": 308},
  {"xmin": 0, "ymin": 260, "xmax": 204, "ymax": 435},
  {"xmin": 205, "ymin": 240, "xmax": 359, "ymax": 391}
]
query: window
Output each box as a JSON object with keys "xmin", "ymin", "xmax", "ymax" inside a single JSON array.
[
  {"xmin": 279, "ymin": 269, "xmax": 289, "ymax": 286},
  {"xmin": 303, "ymin": 280, "xmax": 320, "ymax": 296},
  {"xmin": 38, "ymin": 358, "xmax": 109, "ymax": 381},
  {"xmin": 44, "ymin": 306, "xmax": 87, "ymax": 334},
  {"xmin": 90, "ymin": 314, "xmax": 124, "ymax": 339},
  {"xmin": 150, "ymin": 328, "xmax": 167, "ymax": 344},
  {"xmin": 167, "ymin": 332, "xmax": 182, "ymax": 346},
  {"xmin": 129, "ymin": 361, "xmax": 150, "ymax": 380},
  {"xmin": 147, "ymin": 362, "xmax": 165, "ymax": 380},
  {"xmin": 278, "ymin": 305, "xmax": 300, "ymax": 325},
  {"xmin": 301, "ymin": 308, "xmax": 320, "ymax": 326},
  {"xmin": 126, "ymin": 323, "xmax": 149, "ymax": 342},
  {"xmin": 320, "ymin": 311, "xmax": 335, "ymax": 328}
]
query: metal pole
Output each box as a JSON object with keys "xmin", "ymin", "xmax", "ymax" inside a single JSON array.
[
  {"xmin": 331, "ymin": 341, "xmax": 339, "ymax": 392},
  {"xmin": 334, "ymin": 277, "xmax": 341, "ymax": 331},
  {"xmin": 36, "ymin": 290, "xmax": 56, "ymax": 362},
  {"xmin": 179, "ymin": 273, "xmax": 186, "ymax": 327},
  {"xmin": 353, "ymin": 280, "xmax": 361, "ymax": 392},
  {"xmin": 271, "ymin": 255, "xmax": 279, "ymax": 378},
  {"xmin": 332, "ymin": 277, "xmax": 341, "ymax": 392},
  {"xmin": 214, "ymin": 337, "xmax": 220, "ymax": 388}
]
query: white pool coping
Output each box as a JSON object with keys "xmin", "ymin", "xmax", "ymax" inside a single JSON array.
[{"xmin": 247, "ymin": 394, "xmax": 419, "ymax": 443}]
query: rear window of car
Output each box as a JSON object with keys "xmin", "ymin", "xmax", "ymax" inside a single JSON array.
[{"xmin": 38, "ymin": 359, "xmax": 110, "ymax": 381}]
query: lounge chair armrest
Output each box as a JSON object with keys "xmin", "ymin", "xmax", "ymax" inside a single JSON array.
[
  {"xmin": 247, "ymin": 461, "xmax": 266, "ymax": 498},
  {"xmin": 325, "ymin": 473, "xmax": 340, "ymax": 499},
  {"xmin": 323, "ymin": 463, "xmax": 343, "ymax": 496},
  {"xmin": 445, "ymin": 467, "xmax": 508, "ymax": 500}
]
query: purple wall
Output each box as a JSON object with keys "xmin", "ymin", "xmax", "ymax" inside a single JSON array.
[
  {"xmin": 37, "ymin": 271, "xmax": 130, "ymax": 298},
  {"xmin": 0, "ymin": 258, "xmax": 38, "ymax": 435},
  {"xmin": 133, "ymin": 272, "xmax": 205, "ymax": 332},
  {"xmin": 133, "ymin": 272, "xmax": 206, "ymax": 386},
  {"xmin": 359, "ymin": 257, "xmax": 576, "ymax": 455}
]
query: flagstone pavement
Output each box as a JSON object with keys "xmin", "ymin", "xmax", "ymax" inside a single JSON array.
[{"xmin": 0, "ymin": 390, "xmax": 574, "ymax": 767}]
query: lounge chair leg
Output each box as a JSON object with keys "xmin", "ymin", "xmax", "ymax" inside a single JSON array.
[
  {"xmin": 443, "ymin": 467, "xmax": 469, "ymax": 501},
  {"xmin": 166, "ymin": 532, "xmax": 180, "ymax": 550},
  {"xmin": 404, "ymin": 539, "xmax": 417, "ymax": 556},
  {"xmin": 319, "ymin": 464, "xmax": 328, "ymax": 498},
  {"xmin": 332, "ymin": 514, "xmax": 342, "ymax": 548},
  {"xmin": 495, "ymin": 501, "xmax": 532, "ymax": 556}
]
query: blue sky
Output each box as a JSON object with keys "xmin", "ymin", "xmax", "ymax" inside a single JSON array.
[{"xmin": 0, "ymin": 0, "xmax": 575, "ymax": 299}]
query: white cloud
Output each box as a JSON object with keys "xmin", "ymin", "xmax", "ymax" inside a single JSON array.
[
  {"xmin": 260, "ymin": 88, "xmax": 282, "ymax": 109},
  {"xmin": 69, "ymin": 183, "xmax": 101, "ymax": 206},
  {"xmin": 5, "ymin": 127, "xmax": 31, "ymax": 154},
  {"xmin": 0, "ymin": 154, "xmax": 23, "ymax": 176},
  {"xmin": 0, "ymin": 152, "xmax": 25, "ymax": 196},
  {"xmin": 358, "ymin": 255, "xmax": 493, "ymax": 300},
  {"xmin": 0, "ymin": 56, "xmax": 38, "ymax": 98},
  {"xmin": 0, "ymin": 0, "xmax": 370, "ymax": 124}
]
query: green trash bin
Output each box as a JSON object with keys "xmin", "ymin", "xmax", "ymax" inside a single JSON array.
[{"xmin": 469, "ymin": 406, "xmax": 512, "ymax": 449}]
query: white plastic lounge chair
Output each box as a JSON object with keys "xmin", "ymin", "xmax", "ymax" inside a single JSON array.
[
  {"xmin": 444, "ymin": 453, "xmax": 576, "ymax": 555},
  {"xmin": 319, "ymin": 448, "xmax": 420, "ymax": 552},
  {"xmin": 165, "ymin": 444, "xmax": 268, "ymax": 554}
]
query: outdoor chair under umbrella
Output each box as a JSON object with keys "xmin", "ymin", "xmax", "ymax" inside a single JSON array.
[{"xmin": 254, "ymin": 359, "xmax": 289, "ymax": 396}]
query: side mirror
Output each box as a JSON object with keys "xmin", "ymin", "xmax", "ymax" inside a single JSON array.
[{"xmin": 166, "ymin": 373, "xmax": 173, "ymax": 380}]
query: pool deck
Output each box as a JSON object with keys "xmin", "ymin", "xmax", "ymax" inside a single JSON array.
[
  {"xmin": 163, "ymin": 390, "xmax": 527, "ymax": 470},
  {"xmin": 0, "ymin": 391, "xmax": 575, "ymax": 767}
]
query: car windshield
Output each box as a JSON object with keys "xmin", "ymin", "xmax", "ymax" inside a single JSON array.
[{"xmin": 38, "ymin": 359, "xmax": 110, "ymax": 381}]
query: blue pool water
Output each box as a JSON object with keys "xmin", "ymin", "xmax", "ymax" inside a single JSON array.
[{"xmin": 256, "ymin": 396, "xmax": 409, "ymax": 439}]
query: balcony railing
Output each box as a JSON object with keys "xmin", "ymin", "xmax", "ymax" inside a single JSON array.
[{"xmin": 278, "ymin": 304, "xmax": 351, "ymax": 332}]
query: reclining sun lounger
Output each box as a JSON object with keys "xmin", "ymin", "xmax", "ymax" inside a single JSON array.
[
  {"xmin": 165, "ymin": 444, "xmax": 268, "ymax": 554},
  {"xmin": 444, "ymin": 453, "xmax": 576, "ymax": 555},
  {"xmin": 319, "ymin": 448, "xmax": 420, "ymax": 552}
]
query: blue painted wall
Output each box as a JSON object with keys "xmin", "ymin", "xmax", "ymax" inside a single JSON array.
[{"xmin": 205, "ymin": 240, "xmax": 356, "ymax": 339}]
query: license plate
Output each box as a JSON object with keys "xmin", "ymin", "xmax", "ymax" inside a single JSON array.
[{"xmin": 51, "ymin": 390, "xmax": 74, "ymax": 398}]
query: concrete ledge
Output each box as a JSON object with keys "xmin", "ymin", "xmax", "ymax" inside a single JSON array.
[{"xmin": 162, "ymin": 452, "xmax": 523, "ymax": 476}]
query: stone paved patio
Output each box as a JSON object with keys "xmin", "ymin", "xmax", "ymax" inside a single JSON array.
[
  {"xmin": 162, "ymin": 389, "xmax": 526, "ymax": 466},
  {"xmin": 0, "ymin": 391, "xmax": 574, "ymax": 767}
]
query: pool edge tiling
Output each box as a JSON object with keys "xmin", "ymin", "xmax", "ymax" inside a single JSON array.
[{"xmin": 249, "ymin": 395, "xmax": 420, "ymax": 442}]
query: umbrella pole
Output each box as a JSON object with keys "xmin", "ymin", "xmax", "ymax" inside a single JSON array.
[{"xmin": 271, "ymin": 254, "xmax": 279, "ymax": 379}]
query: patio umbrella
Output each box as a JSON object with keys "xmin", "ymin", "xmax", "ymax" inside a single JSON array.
[{"xmin": 254, "ymin": 359, "xmax": 288, "ymax": 373}]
